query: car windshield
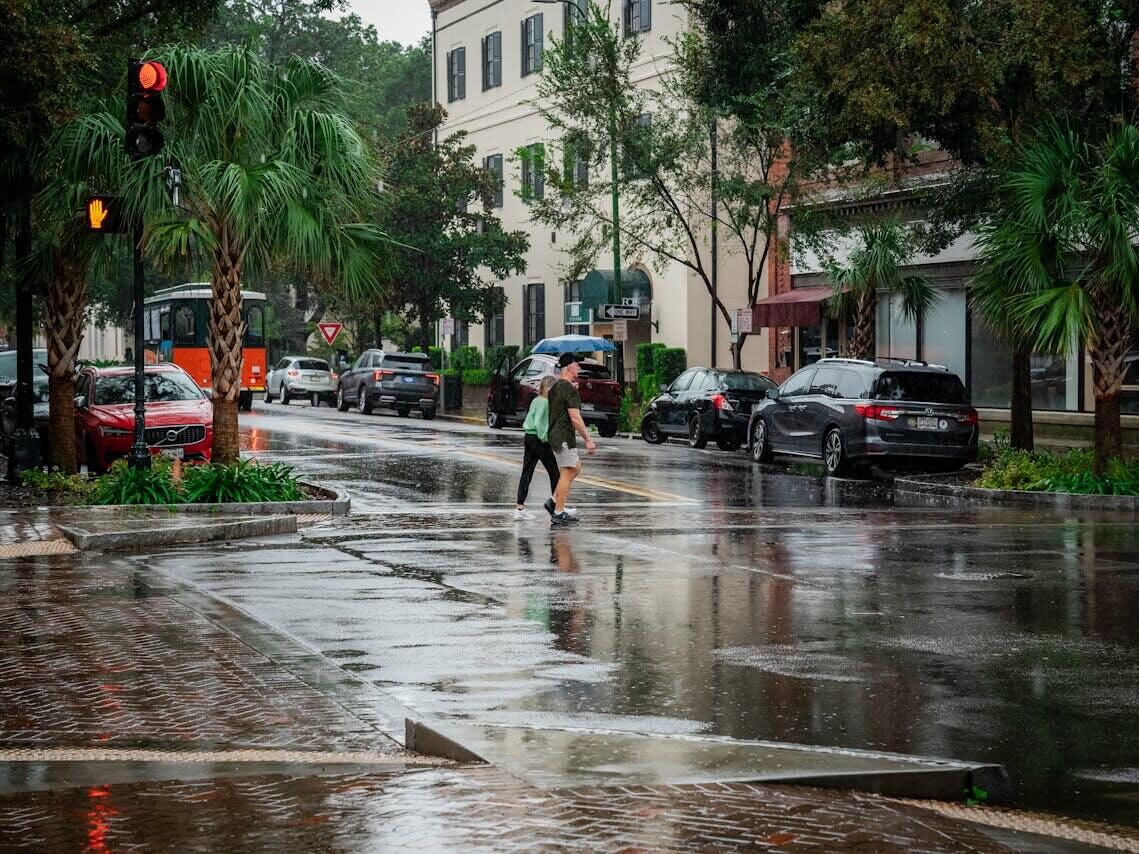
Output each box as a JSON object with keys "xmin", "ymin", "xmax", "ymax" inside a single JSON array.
[
  {"xmin": 874, "ymin": 371, "xmax": 967, "ymax": 404},
  {"xmin": 384, "ymin": 356, "xmax": 430, "ymax": 371},
  {"xmin": 295, "ymin": 359, "xmax": 329, "ymax": 371},
  {"xmin": 94, "ymin": 372, "xmax": 203, "ymax": 405},
  {"xmin": 577, "ymin": 363, "xmax": 612, "ymax": 380},
  {"xmin": 722, "ymin": 372, "xmax": 774, "ymax": 392}
]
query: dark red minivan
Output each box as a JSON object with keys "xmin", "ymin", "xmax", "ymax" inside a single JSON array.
[{"xmin": 487, "ymin": 354, "xmax": 621, "ymax": 436}]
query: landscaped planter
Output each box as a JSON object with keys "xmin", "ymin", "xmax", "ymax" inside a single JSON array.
[{"xmin": 894, "ymin": 471, "xmax": 1139, "ymax": 516}]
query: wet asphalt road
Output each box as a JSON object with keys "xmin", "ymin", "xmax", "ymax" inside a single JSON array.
[{"xmin": 163, "ymin": 400, "xmax": 1139, "ymax": 826}]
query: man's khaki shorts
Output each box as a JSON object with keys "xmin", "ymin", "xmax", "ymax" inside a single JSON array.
[{"xmin": 554, "ymin": 442, "xmax": 580, "ymax": 469}]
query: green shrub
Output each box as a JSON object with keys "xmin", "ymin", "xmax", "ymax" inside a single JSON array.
[
  {"xmin": 485, "ymin": 345, "xmax": 519, "ymax": 370},
  {"xmin": 638, "ymin": 372, "xmax": 658, "ymax": 401},
  {"xmin": 618, "ymin": 390, "xmax": 643, "ymax": 433},
  {"xmin": 182, "ymin": 459, "xmax": 305, "ymax": 504},
  {"xmin": 462, "ymin": 368, "xmax": 492, "ymax": 386},
  {"xmin": 452, "ymin": 345, "xmax": 483, "ymax": 372},
  {"xmin": 636, "ymin": 342, "xmax": 665, "ymax": 377},
  {"xmin": 90, "ymin": 458, "xmax": 182, "ymax": 506},
  {"xmin": 975, "ymin": 447, "xmax": 1139, "ymax": 496},
  {"xmin": 427, "ymin": 346, "xmax": 444, "ymax": 370},
  {"xmin": 19, "ymin": 467, "xmax": 94, "ymax": 499},
  {"xmin": 653, "ymin": 347, "xmax": 687, "ymax": 388}
]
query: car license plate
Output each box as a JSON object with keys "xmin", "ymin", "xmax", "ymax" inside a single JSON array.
[
  {"xmin": 915, "ymin": 416, "xmax": 940, "ymax": 430},
  {"xmin": 581, "ymin": 402, "xmax": 595, "ymax": 411},
  {"xmin": 306, "ymin": 373, "xmax": 321, "ymax": 381},
  {"xmin": 401, "ymin": 375, "xmax": 416, "ymax": 383},
  {"xmin": 158, "ymin": 447, "xmax": 184, "ymax": 459}
]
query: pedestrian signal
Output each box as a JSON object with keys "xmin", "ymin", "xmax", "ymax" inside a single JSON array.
[
  {"xmin": 125, "ymin": 59, "xmax": 167, "ymax": 157},
  {"xmin": 85, "ymin": 195, "xmax": 124, "ymax": 233}
]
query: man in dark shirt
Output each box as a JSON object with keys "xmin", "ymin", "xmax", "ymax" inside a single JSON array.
[{"xmin": 544, "ymin": 353, "xmax": 596, "ymax": 525}]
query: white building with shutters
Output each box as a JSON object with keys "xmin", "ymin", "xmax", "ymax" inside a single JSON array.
[{"xmin": 428, "ymin": 0, "xmax": 765, "ymax": 375}]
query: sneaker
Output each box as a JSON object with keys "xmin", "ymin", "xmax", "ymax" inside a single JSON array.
[
  {"xmin": 551, "ymin": 511, "xmax": 579, "ymax": 526},
  {"xmin": 543, "ymin": 498, "xmax": 556, "ymax": 517},
  {"xmin": 564, "ymin": 506, "xmax": 579, "ymax": 518},
  {"xmin": 513, "ymin": 508, "xmax": 536, "ymax": 520}
]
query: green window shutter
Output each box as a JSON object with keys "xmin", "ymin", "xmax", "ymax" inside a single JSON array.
[{"xmin": 535, "ymin": 13, "xmax": 544, "ymax": 72}]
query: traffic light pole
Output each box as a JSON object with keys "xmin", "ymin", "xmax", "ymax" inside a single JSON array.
[
  {"xmin": 10, "ymin": 198, "xmax": 41, "ymax": 478},
  {"xmin": 128, "ymin": 223, "xmax": 150, "ymax": 469}
]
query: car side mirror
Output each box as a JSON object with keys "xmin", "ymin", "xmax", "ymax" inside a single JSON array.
[
  {"xmin": 659, "ymin": 383, "xmax": 669, "ymax": 393},
  {"xmin": 765, "ymin": 388, "xmax": 781, "ymax": 400},
  {"xmin": 201, "ymin": 388, "xmax": 213, "ymax": 400},
  {"xmin": 75, "ymin": 395, "xmax": 87, "ymax": 409}
]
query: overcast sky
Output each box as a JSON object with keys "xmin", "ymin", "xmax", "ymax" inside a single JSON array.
[{"xmin": 346, "ymin": 1, "xmax": 432, "ymax": 46}]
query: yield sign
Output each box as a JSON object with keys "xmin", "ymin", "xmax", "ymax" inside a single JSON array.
[{"xmin": 317, "ymin": 322, "xmax": 343, "ymax": 346}]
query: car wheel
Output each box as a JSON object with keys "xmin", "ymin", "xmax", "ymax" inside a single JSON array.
[
  {"xmin": 336, "ymin": 387, "xmax": 351, "ymax": 412},
  {"xmin": 487, "ymin": 408, "xmax": 503, "ymax": 429},
  {"xmin": 716, "ymin": 436, "xmax": 742, "ymax": 452},
  {"xmin": 358, "ymin": 385, "xmax": 373, "ymax": 415},
  {"xmin": 310, "ymin": 393, "xmax": 320, "ymax": 407},
  {"xmin": 280, "ymin": 389, "xmax": 290, "ymax": 405},
  {"xmin": 750, "ymin": 418, "xmax": 772, "ymax": 464},
  {"xmin": 688, "ymin": 414, "xmax": 708, "ymax": 449},
  {"xmin": 264, "ymin": 386, "xmax": 274, "ymax": 404},
  {"xmin": 823, "ymin": 427, "xmax": 848, "ymax": 477},
  {"xmin": 641, "ymin": 415, "xmax": 665, "ymax": 444},
  {"xmin": 598, "ymin": 421, "xmax": 618, "ymax": 438},
  {"xmin": 421, "ymin": 407, "xmax": 436, "ymax": 421}
]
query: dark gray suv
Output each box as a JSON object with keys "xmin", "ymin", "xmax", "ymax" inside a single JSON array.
[
  {"xmin": 747, "ymin": 358, "xmax": 978, "ymax": 476},
  {"xmin": 336, "ymin": 350, "xmax": 439, "ymax": 418}
]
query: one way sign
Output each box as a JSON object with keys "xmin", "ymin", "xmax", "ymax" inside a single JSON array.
[{"xmin": 597, "ymin": 304, "xmax": 640, "ymax": 321}]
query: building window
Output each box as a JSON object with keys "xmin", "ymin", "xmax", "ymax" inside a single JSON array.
[
  {"xmin": 482, "ymin": 32, "xmax": 502, "ymax": 90},
  {"xmin": 524, "ymin": 283, "xmax": 546, "ymax": 346},
  {"xmin": 484, "ymin": 154, "xmax": 504, "ymax": 207},
  {"xmin": 521, "ymin": 13, "xmax": 544, "ymax": 76},
  {"xmin": 921, "ymin": 288, "xmax": 966, "ymax": 381},
  {"xmin": 486, "ymin": 287, "xmax": 506, "ymax": 349},
  {"xmin": 623, "ymin": 113, "xmax": 651, "ymax": 177},
  {"xmin": 447, "ymin": 47, "xmax": 466, "ymax": 102},
  {"xmin": 969, "ymin": 314, "xmax": 1079, "ymax": 411},
  {"xmin": 521, "ymin": 143, "xmax": 545, "ymax": 202},
  {"xmin": 563, "ymin": 133, "xmax": 589, "ymax": 189},
  {"xmin": 876, "ymin": 291, "xmax": 917, "ymax": 361},
  {"xmin": 624, "ymin": 0, "xmax": 651, "ymax": 34},
  {"xmin": 564, "ymin": 0, "xmax": 588, "ymax": 39}
]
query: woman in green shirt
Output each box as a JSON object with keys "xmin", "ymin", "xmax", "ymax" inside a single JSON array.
[{"xmin": 516, "ymin": 376, "xmax": 561, "ymax": 519}]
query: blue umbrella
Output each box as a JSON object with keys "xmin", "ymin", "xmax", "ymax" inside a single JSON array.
[{"xmin": 532, "ymin": 334, "xmax": 616, "ymax": 354}]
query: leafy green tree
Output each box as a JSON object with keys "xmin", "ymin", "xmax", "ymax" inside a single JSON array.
[
  {"xmin": 61, "ymin": 46, "xmax": 387, "ymax": 463},
  {"xmin": 975, "ymin": 123, "xmax": 1139, "ymax": 471},
  {"xmin": 378, "ymin": 103, "xmax": 528, "ymax": 349},
  {"xmin": 826, "ymin": 222, "xmax": 934, "ymax": 361}
]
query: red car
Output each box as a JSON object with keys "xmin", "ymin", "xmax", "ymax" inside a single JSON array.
[
  {"xmin": 75, "ymin": 364, "xmax": 213, "ymax": 472},
  {"xmin": 487, "ymin": 354, "xmax": 622, "ymax": 436}
]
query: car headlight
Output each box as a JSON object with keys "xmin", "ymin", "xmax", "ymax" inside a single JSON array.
[{"xmin": 99, "ymin": 427, "xmax": 132, "ymax": 437}]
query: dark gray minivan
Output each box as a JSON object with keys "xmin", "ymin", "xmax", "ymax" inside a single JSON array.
[{"xmin": 747, "ymin": 358, "xmax": 978, "ymax": 475}]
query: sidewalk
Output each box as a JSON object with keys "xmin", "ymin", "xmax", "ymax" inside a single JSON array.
[{"xmin": 3, "ymin": 505, "xmax": 1138, "ymax": 851}]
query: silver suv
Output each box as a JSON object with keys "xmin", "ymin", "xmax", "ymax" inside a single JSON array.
[{"xmin": 747, "ymin": 358, "xmax": 978, "ymax": 476}]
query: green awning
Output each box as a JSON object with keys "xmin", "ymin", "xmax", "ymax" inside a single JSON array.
[{"xmin": 579, "ymin": 269, "xmax": 651, "ymax": 312}]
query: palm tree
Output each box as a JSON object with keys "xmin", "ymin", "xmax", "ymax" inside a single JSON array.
[
  {"xmin": 826, "ymin": 221, "xmax": 935, "ymax": 361},
  {"xmin": 61, "ymin": 46, "xmax": 386, "ymax": 463},
  {"xmin": 974, "ymin": 123, "xmax": 1139, "ymax": 472}
]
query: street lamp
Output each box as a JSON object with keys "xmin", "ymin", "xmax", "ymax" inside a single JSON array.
[{"xmin": 535, "ymin": 0, "xmax": 624, "ymax": 379}]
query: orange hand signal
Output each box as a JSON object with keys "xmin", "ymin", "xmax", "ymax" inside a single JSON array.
[{"xmin": 87, "ymin": 198, "xmax": 109, "ymax": 230}]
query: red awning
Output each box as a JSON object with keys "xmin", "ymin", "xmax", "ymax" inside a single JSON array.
[{"xmin": 751, "ymin": 286, "xmax": 833, "ymax": 328}]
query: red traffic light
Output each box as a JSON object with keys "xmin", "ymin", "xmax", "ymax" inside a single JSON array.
[{"xmin": 136, "ymin": 61, "xmax": 167, "ymax": 92}]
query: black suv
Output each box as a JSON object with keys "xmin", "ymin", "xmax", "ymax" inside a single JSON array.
[
  {"xmin": 642, "ymin": 368, "xmax": 777, "ymax": 451},
  {"xmin": 336, "ymin": 350, "xmax": 439, "ymax": 418},
  {"xmin": 747, "ymin": 358, "xmax": 978, "ymax": 475}
]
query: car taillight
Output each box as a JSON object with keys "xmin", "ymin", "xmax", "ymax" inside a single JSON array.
[
  {"xmin": 330, "ymin": 372, "xmax": 338, "ymax": 380},
  {"xmin": 287, "ymin": 369, "xmax": 299, "ymax": 377},
  {"xmin": 711, "ymin": 393, "xmax": 734, "ymax": 411},
  {"xmin": 426, "ymin": 373, "xmax": 439, "ymax": 385},
  {"xmin": 855, "ymin": 403, "xmax": 901, "ymax": 421},
  {"xmin": 957, "ymin": 408, "xmax": 979, "ymax": 426},
  {"xmin": 374, "ymin": 370, "xmax": 395, "ymax": 381}
]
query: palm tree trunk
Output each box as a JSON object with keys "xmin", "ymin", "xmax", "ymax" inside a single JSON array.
[
  {"xmin": 1009, "ymin": 344, "xmax": 1034, "ymax": 452},
  {"xmin": 1089, "ymin": 301, "xmax": 1128, "ymax": 473},
  {"xmin": 44, "ymin": 257, "xmax": 88, "ymax": 473},
  {"xmin": 209, "ymin": 255, "xmax": 245, "ymax": 465},
  {"xmin": 849, "ymin": 290, "xmax": 876, "ymax": 360}
]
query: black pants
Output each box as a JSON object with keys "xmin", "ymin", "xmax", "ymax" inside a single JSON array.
[{"xmin": 517, "ymin": 433, "xmax": 560, "ymax": 506}]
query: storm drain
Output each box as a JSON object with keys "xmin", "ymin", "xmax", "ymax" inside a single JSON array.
[
  {"xmin": 0, "ymin": 539, "xmax": 77, "ymax": 559},
  {"xmin": 895, "ymin": 798, "xmax": 1139, "ymax": 853},
  {"xmin": 0, "ymin": 748, "xmax": 449, "ymax": 766}
]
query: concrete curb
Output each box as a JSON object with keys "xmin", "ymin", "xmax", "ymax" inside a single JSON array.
[
  {"xmin": 895, "ymin": 472, "xmax": 1139, "ymax": 516},
  {"xmin": 58, "ymin": 514, "xmax": 298, "ymax": 552}
]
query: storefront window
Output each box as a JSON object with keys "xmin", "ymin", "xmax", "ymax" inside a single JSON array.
[
  {"xmin": 969, "ymin": 314, "xmax": 1079, "ymax": 410},
  {"xmin": 876, "ymin": 291, "xmax": 917, "ymax": 361},
  {"xmin": 922, "ymin": 289, "xmax": 966, "ymax": 380},
  {"xmin": 796, "ymin": 320, "xmax": 839, "ymax": 367}
]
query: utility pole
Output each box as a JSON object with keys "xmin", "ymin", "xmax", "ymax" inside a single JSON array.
[{"xmin": 710, "ymin": 116, "xmax": 718, "ymax": 367}]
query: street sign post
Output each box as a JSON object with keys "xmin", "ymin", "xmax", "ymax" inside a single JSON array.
[
  {"xmin": 736, "ymin": 307, "xmax": 753, "ymax": 335},
  {"xmin": 597, "ymin": 304, "xmax": 640, "ymax": 321},
  {"xmin": 317, "ymin": 322, "xmax": 342, "ymax": 346},
  {"xmin": 441, "ymin": 317, "xmax": 456, "ymax": 336},
  {"xmin": 612, "ymin": 319, "xmax": 628, "ymax": 342}
]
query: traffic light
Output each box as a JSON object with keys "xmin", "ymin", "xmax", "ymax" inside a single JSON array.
[
  {"xmin": 85, "ymin": 195, "xmax": 124, "ymax": 232},
  {"xmin": 125, "ymin": 59, "xmax": 167, "ymax": 157}
]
